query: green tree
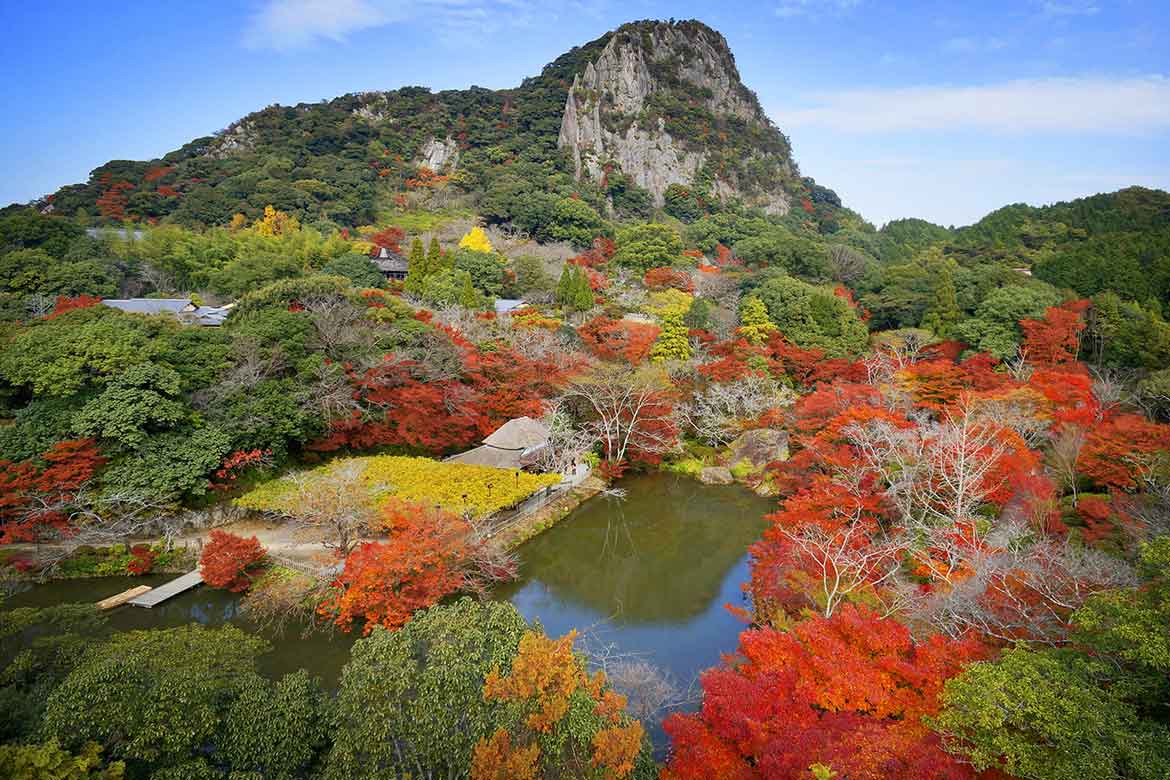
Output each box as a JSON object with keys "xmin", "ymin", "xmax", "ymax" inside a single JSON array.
[
  {"xmin": 0, "ymin": 741, "xmax": 124, "ymax": 780},
  {"xmin": 427, "ymin": 236, "xmax": 446, "ymax": 271},
  {"xmin": 324, "ymin": 599, "xmax": 529, "ymax": 780},
  {"xmin": 613, "ymin": 223, "xmax": 684, "ymax": 273},
  {"xmin": 684, "ymin": 296, "xmax": 711, "ymax": 330},
  {"xmin": 921, "ymin": 264, "xmax": 961, "ymax": 338},
  {"xmin": 512, "ymin": 255, "xmax": 552, "ymax": 297},
  {"xmin": 0, "ymin": 605, "xmax": 111, "ymax": 742},
  {"xmin": 453, "ymin": 248, "xmax": 505, "ymax": 297},
  {"xmin": 41, "ymin": 625, "xmax": 327, "ymax": 779},
  {"xmin": 753, "ymin": 276, "xmax": 867, "ymax": 356},
  {"xmin": 934, "ymin": 648, "xmax": 1170, "ymax": 780},
  {"xmin": 546, "ymin": 197, "xmax": 606, "ymax": 248},
  {"xmin": 953, "ymin": 284, "xmax": 1060, "ymax": 358},
  {"xmin": 71, "ymin": 363, "xmax": 188, "ymax": 449},
  {"xmin": 99, "ymin": 426, "xmax": 232, "ymax": 501},
  {"xmin": 321, "ymin": 252, "xmax": 384, "ymax": 289}
]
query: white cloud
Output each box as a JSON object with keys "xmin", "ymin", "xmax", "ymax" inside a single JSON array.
[
  {"xmin": 242, "ymin": 0, "xmax": 550, "ymax": 50},
  {"xmin": 1037, "ymin": 0, "xmax": 1099, "ymax": 17},
  {"xmin": 775, "ymin": 0, "xmax": 860, "ymax": 19},
  {"xmin": 943, "ymin": 36, "xmax": 1007, "ymax": 53},
  {"xmin": 776, "ymin": 76, "xmax": 1170, "ymax": 134},
  {"xmin": 242, "ymin": 0, "xmax": 399, "ymax": 50}
]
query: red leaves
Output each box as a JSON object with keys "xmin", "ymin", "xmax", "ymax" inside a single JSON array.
[
  {"xmin": 310, "ymin": 333, "xmax": 572, "ymax": 455},
  {"xmin": 96, "ymin": 180, "xmax": 135, "ymax": 220},
  {"xmin": 644, "ymin": 266, "xmax": 694, "ymax": 293},
  {"xmin": 577, "ymin": 317, "xmax": 661, "ymax": 365},
  {"xmin": 47, "ymin": 295, "xmax": 102, "ymax": 319},
  {"xmin": 200, "ymin": 529, "xmax": 267, "ymax": 592},
  {"xmin": 0, "ymin": 439, "xmax": 105, "ymax": 544},
  {"xmin": 1020, "ymin": 300, "xmax": 1088, "ymax": 366},
  {"xmin": 368, "ymin": 226, "xmax": 406, "ymax": 254},
  {"xmin": 1078, "ymin": 413, "xmax": 1170, "ymax": 491},
  {"xmin": 322, "ymin": 507, "xmax": 468, "ymax": 634},
  {"xmin": 568, "ymin": 237, "xmax": 615, "ymax": 268},
  {"xmin": 663, "ymin": 606, "xmax": 987, "ymax": 780},
  {"xmin": 127, "ymin": 544, "xmax": 156, "ymax": 575}
]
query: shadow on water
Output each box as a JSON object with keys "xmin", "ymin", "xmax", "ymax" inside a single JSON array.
[
  {"xmin": 5, "ymin": 472, "xmax": 772, "ymax": 746},
  {"xmin": 3, "ymin": 574, "xmax": 359, "ymax": 685},
  {"xmin": 495, "ymin": 472, "xmax": 771, "ymax": 686}
]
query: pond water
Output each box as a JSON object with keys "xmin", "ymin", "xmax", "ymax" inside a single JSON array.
[{"xmin": 5, "ymin": 473, "xmax": 771, "ymax": 735}]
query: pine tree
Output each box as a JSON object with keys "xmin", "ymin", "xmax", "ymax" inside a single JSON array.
[
  {"xmin": 459, "ymin": 273, "xmax": 483, "ymax": 310},
  {"xmin": 427, "ymin": 236, "xmax": 446, "ymax": 272},
  {"xmin": 556, "ymin": 266, "xmax": 574, "ymax": 309},
  {"xmin": 572, "ymin": 267, "xmax": 594, "ymax": 311},
  {"xmin": 405, "ymin": 237, "xmax": 427, "ymax": 294},
  {"xmin": 922, "ymin": 266, "xmax": 960, "ymax": 338}
]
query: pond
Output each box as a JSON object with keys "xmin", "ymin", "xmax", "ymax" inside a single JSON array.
[{"xmin": 4, "ymin": 473, "xmax": 771, "ymax": 736}]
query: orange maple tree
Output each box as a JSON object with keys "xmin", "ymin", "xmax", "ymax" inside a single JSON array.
[{"xmin": 473, "ymin": 629, "xmax": 645, "ymax": 780}]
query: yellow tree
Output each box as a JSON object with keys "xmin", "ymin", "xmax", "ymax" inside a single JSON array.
[
  {"xmin": 252, "ymin": 205, "xmax": 300, "ymax": 237},
  {"xmin": 459, "ymin": 226, "xmax": 494, "ymax": 254},
  {"xmin": 472, "ymin": 629, "xmax": 646, "ymax": 780},
  {"xmin": 738, "ymin": 295, "xmax": 778, "ymax": 345}
]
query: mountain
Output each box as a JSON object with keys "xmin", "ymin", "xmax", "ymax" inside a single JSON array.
[{"xmin": 29, "ymin": 20, "xmax": 823, "ymax": 232}]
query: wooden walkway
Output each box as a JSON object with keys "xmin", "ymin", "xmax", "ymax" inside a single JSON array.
[
  {"xmin": 97, "ymin": 585, "xmax": 152, "ymax": 610},
  {"xmin": 128, "ymin": 570, "xmax": 203, "ymax": 608}
]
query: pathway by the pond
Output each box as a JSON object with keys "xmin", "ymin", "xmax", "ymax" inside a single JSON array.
[{"xmin": 5, "ymin": 472, "xmax": 772, "ymax": 743}]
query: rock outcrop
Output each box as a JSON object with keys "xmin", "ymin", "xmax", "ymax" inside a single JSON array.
[
  {"xmin": 728, "ymin": 428, "xmax": 790, "ymax": 473},
  {"xmin": 558, "ymin": 20, "xmax": 793, "ymax": 214}
]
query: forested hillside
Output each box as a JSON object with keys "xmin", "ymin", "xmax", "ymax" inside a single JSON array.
[{"xmin": 3, "ymin": 16, "xmax": 1170, "ymax": 780}]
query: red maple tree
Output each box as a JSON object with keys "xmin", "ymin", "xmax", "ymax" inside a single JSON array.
[{"xmin": 200, "ymin": 529, "xmax": 268, "ymax": 592}]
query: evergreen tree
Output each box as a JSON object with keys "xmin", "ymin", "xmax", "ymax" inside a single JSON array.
[
  {"xmin": 555, "ymin": 266, "xmax": 575, "ymax": 309},
  {"xmin": 404, "ymin": 238, "xmax": 427, "ymax": 294},
  {"xmin": 922, "ymin": 264, "xmax": 960, "ymax": 337},
  {"xmin": 458, "ymin": 273, "xmax": 482, "ymax": 310},
  {"xmin": 572, "ymin": 266, "xmax": 595, "ymax": 311},
  {"xmin": 684, "ymin": 297, "xmax": 711, "ymax": 330},
  {"xmin": 651, "ymin": 309, "xmax": 692, "ymax": 362},
  {"xmin": 427, "ymin": 236, "xmax": 446, "ymax": 272}
]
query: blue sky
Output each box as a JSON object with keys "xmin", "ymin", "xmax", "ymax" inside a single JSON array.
[{"xmin": 1, "ymin": 0, "xmax": 1168, "ymax": 226}]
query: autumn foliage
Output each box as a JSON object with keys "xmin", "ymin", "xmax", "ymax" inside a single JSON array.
[
  {"xmin": 0, "ymin": 439, "xmax": 106, "ymax": 544},
  {"xmin": 473, "ymin": 629, "xmax": 646, "ymax": 780},
  {"xmin": 577, "ymin": 316, "xmax": 661, "ymax": 365},
  {"xmin": 320, "ymin": 505, "xmax": 469, "ymax": 634},
  {"xmin": 663, "ymin": 606, "xmax": 988, "ymax": 780},
  {"xmin": 199, "ymin": 529, "xmax": 268, "ymax": 592}
]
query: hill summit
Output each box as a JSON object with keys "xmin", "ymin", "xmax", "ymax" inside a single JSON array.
[{"xmin": 31, "ymin": 20, "xmax": 824, "ymax": 231}]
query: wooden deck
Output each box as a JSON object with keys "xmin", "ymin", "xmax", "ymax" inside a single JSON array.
[
  {"xmin": 128, "ymin": 570, "xmax": 203, "ymax": 608},
  {"xmin": 97, "ymin": 585, "xmax": 152, "ymax": 610}
]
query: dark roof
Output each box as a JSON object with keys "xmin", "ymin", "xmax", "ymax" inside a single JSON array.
[
  {"xmin": 372, "ymin": 247, "xmax": 409, "ymax": 273},
  {"xmin": 102, "ymin": 298, "xmax": 194, "ymax": 315}
]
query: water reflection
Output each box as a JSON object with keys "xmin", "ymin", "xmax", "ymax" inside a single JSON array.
[
  {"xmin": 5, "ymin": 473, "xmax": 772, "ymax": 701},
  {"xmin": 496, "ymin": 473, "xmax": 771, "ymax": 683}
]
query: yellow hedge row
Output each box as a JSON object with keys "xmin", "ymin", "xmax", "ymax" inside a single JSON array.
[{"xmin": 237, "ymin": 455, "xmax": 561, "ymax": 518}]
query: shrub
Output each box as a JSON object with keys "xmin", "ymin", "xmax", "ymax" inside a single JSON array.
[{"xmin": 200, "ymin": 530, "xmax": 267, "ymax": 592}]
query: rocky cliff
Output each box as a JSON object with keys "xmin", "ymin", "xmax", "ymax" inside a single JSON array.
[{"xmin": 558, "ymin": 21, "xmax": 794, "ymax": 214}]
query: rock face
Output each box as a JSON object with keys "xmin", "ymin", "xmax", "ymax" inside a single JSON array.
[
  {"xmin": 728, "ymin": 428, "xmax": 790, "ymax": 473},
  {"xmin": 699, "ymin": 466, "xmax": 735, "ymax": 485},
  {"xmin": 558, "ymin": 21, "xmax": 792, "ymax": 214},
  {"xmin": 418, "ymin": 136, "xmax": 459, "ymax": 173}
]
